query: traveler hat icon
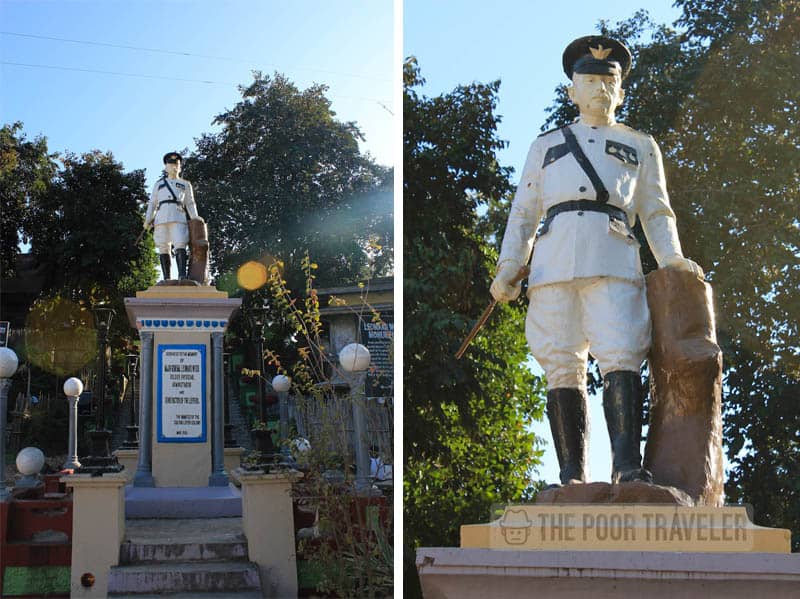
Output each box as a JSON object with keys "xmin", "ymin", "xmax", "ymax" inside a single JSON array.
[{"xmin": 499, "ymin": 508, "xmax": 533, "ymax": 545}]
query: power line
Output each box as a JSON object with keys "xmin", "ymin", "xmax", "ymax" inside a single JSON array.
[
  {"xmin": 2, "ymin": 60, "xmax": 227, "ymax": 85},
  {"xmin": 0, "ymin": 30, "xmax": 391, "ymax": 84},
  {"xmin": 1, "ymin": 61, "xmax": 394, "ymax": 113}
]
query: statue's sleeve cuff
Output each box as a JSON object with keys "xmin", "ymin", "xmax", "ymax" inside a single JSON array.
[{"xmin": 496, "ymin": 258, "xmax": 522, "ymax": 275}]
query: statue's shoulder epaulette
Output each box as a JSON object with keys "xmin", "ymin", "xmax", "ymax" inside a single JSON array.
[
  {"xmin": 615, "ymin": 122, "xmax": 652, "ymax": 140},
  {"xmin": 537, "ymin": 125, "xmax": 565, "ymax": 138}
]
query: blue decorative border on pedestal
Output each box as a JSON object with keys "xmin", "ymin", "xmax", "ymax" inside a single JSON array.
[
  {"xmin": 156, "ymin": 344, "xmax": 207, "ymax": 443},
  {"xmin": 138, "ymin": 319, "xmax": 227, "ymax": 332}
]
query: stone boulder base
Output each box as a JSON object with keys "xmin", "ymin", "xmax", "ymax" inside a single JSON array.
[{"xmin": 536, "ymin": 481, "xmax": 694, "ymax": 506}]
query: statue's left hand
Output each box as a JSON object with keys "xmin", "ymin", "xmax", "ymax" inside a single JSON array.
[{"xmin": 663, "ymin": 255, "xmax": 705, "ymax": 279}]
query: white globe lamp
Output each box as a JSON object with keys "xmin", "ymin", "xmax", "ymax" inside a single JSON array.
[
  {"xmin": 64, "ymin": 377, "xmax": 84, "ymax": 398},
  {"xmin": 338, "ymin": 343, "xmax": 370, "ymax": 373},
  {"xmin": 0, "ymin": 347, "xmax": 18, "ymax": 378},
  {"xmin": 272, "ymin": 374, "xmax": 291, "ymax": 393},
  {"xmin": 0, "ymin": 347, "xmax": 18, "ymax": 499},
  {"xmin": 16, "ymin": 447, "xmax": 45, "ymax": 488}
]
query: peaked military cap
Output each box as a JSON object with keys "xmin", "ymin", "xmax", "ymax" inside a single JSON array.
[
  {"xmin": 163, "ymin": 151, "xmax": 183, "ymax": 164},
  {"xmin": 562, "ymin": 35, "xmax": 632, "ymax": 80}
]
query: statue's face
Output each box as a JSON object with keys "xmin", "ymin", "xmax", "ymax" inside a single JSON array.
[
  {"xmin": 568, "ymin": 73, "xmax": 624, "ymax": 119},
  {"xmin": 165, "ymin": 161, "xmax": 181, "ymax": 178}
]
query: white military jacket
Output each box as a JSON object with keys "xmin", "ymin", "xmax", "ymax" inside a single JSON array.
[
  {"xmin": 497, "ymin": 119, "xmax": 684, "ymax": 290},
  {"xmin": 145, "ymin": 176, "xmax": 199, "ymax": 226}
]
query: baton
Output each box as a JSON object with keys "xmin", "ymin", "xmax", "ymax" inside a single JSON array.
[
  {"xmin": 135, "ymin": 226, "xmax": 151, "ymax": 245},
  {"xmin": 455, "ymin": 265, "xmax": 530, "ymax": 359}
]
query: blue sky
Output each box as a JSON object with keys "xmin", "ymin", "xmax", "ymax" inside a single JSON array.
[
  {"xmin": 1, "ymin": 0, "xmax": 394, "ymax": 192},
  {"xmin": 405, "ymin": 0, "xmax": 684, "ymax": 485},
  {"xmin": 405, "ymin": 0, "xmax": 683, "ymax": 172}
]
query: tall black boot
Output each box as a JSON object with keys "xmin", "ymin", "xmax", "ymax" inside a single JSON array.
[
  {"xmin": 603, "ymin": 370, "xmax": 653, "ymax": 483},
  {"xmin": 159, "ymin": 253, "xmax": 171, "ymax": 280},
  {"xmin": 546, "ymin": 388, "xmax": 589, "ymax": 485},
  {"xmin": 175, "ymin": 248, "xmax": 188, "ymax": 280}
]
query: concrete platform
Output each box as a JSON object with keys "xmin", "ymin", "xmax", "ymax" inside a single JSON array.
[
  {"xmin": 417, "ymin": 548, "xmax": 800, "ymax": 598},
  {"xmin": 124, "ymin": 485, "xmax": 242, "ymax": 518},
  {"xmin": 108, "ymin": 560, "xmax": 260, "ymax": 595},
  {"xmin": 121, "ymin": 518, "xmax": 247, "ymax": 563},
  {"xmin": 109, "ymin": 594, "xmax": 262, "ymax": 599}
]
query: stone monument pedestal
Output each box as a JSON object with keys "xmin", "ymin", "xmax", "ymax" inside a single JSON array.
[
  {"xmin": 460, "ymin": 503, "xmax": 790, "ymax": 553},
  {"xmin": 124, "ymin": 285, "xmax": 241, "ymax": 488},
  {"xmin": 423, "ymin": 498, "xmax": 795, "ymax": 598},
  {"xmin": 62, "ymin": 473, "xmax": 127, "ymax": 598},
  {"xmin": 416, "ymin": 548, "xmax": 800, "ymax": 599}
]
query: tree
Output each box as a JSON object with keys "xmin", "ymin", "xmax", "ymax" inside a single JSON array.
[
  {"xmin": 403, "ymin": 56, "xmax": 545, "ymax": 580},
  {"xmin": 186, "ymin": 72, "xmax": 392, "ymax": 291},
  {"xmin": 27, "ymin": 150, "xmax": 157, "ymax": 299},
  {"xmin": 0, "ymin": 122, "xmax": 57, "ymax": 276},
  {"xmin": 25, "ymin": 150, "xmax": 158, "ymax": 347},
  {"xmin": 542, "ymin": 1, "xmax": 800, "ymax": 548}
]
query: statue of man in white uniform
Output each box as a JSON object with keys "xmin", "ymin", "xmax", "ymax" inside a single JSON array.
[
  {"xmin": 491, "ymin": 36, "xmax": 702, "ymax": 486},
  {"xmin": 144, "ymin": 152, "xmax": 200, "ymax": 280}
]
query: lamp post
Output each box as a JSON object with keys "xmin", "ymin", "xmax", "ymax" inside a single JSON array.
[
  {"xmin": 90, "ymin": 304, "xmax": 115, "ymax": 458},
  {"xmin": 63, "ymin": 377, "xmax": 84, "ymax": 470},
  {"xmin": 272, "ymin": 374, "xmax": 292, "ymax": 464},
  {"xmin": 80, "ymin": 304, "xmax": 122, "ymax": 474},
  {"xmin": 338, "ymin": 343, "xmax": 373, "ymax": 494},
  {"xmin": 0, "ymin": 347, "xmax": 19, "ymax": 501},
  {"xmin": 223, "ymin": 352, "xmax": 237, "ymax": 447},
  {"xmin": 123, "ymin": 353, "xmax": 139, "ymax": 448},
  {"xmin": 249, "ymin": 305, "xmax": 267, "ymax": 424}
]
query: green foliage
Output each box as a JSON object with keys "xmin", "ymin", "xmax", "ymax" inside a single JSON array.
[
  {"xmin": 27, "ymin": 150, "xmax": 157, "ymax": 303},
  {"xmin": 19, "ymin": 399, "xmax": 69, "ymax": 456},
  {"xmin": 260, "ymin": 252, "xmax": 394, "ymax": 597},
  {"xmin": 23, "ymin": 295, "xmax": 97, "ymax": 376},
  {"xmin": 185, "ymin": 72, "xmax": 393, "ymax": 291},
  {"xmin": 18, "ymin": 151, "xmax": 157, "ymax": 389},
  {"xmin": 0, "ymin": 122, "xmax": 57, "ymax": 276},
  {"xmin": 403, "ymin": 56, "xmax": 546, "ymax": 560},
  {"xmin": 542, "ymin": 1, "xmax": 799, "ymax": 548}
]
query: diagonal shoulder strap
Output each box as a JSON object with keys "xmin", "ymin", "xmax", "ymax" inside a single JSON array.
[
  {"xmin": 562, "ymin": 126, "xmax": 609, "ymax": 203},
  {"xmin": 161, "ymin": 176, "xmax": 179, "ymax": 202}
]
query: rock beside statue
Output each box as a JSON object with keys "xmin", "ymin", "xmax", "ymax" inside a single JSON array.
[
  {"xmin": 536, "ymin": 481, "xmax": 694, "ymax": 506},
  {"xmin": 643, "ymin": 268, "xmax": 724, "ymax": 507}
]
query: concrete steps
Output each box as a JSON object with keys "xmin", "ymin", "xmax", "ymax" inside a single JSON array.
[
  {"xmin": 108, "ymin": 561, "xmax": 260, "ymax": 594},
  {"xmin": 108, "ymin": 518, "xmax": 262, "ymax": 596},
  {"xmin": 110, "ymin": 594, "xmax": 262, "ymax": 599},
  {"xmin": 125, "ymin": 485, "xmax": 243, "ymax": 518}
]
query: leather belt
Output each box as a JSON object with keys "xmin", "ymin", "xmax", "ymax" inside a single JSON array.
[{"xmin": 539, "ymin": 200, "xmax": 627, "ymax": 236}]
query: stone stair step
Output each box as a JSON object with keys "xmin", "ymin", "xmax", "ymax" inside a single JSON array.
[
  {"xmin": 121, "ymin": 518, "xmax": 248, "ymax": 563},
  {"xmin": 107, "ymin": 560, "xmax": 260, "ymax": 594},
  {"xmin": 124, "ymin": 517, "xmax": 245, "ymax": 544},
  {"xmin": 109, "ymin": 594, "xmax": 263, "ymax": 599},
  {"xmin": 121, "ymin": 539, "xmax": 248, "ymax": 564},
  {"xmin": 125, "ymin": 486, "xmax": 242, "ymax": 519}
]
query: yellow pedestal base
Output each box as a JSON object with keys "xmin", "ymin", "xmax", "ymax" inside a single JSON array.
[
  {"xmin": 135, "ymin": 285, "xmax": 228, "ymax": 299},
  {"xmin": 461, "ymin": 505, "xmax": 791, "ymax": 553}
]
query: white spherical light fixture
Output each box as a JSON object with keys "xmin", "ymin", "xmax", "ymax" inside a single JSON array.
[
  {"xmin": 292, "ymin": 437, "xmax": 311, "ymax": 454},
  {"xmin": 63, "ymin": 377, "xmax": 84, "ymax": 397},
  {"xmin": 338, "ymin": 343, "xmax": 370, "ymax": 373},
  {"xmin": 16, "ymin": 447, "xmax": 45, "ymax": 477},
  {"xmin": 0, "ymin": 347, "xmax": 18, "ymax": 378},
  {"xmin": 272, "ymin": 374, "xmax": 291, "ymax": 393}
]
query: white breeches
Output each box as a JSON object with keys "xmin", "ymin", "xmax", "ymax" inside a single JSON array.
[
  {"xmin": 526, "ymin": 277, "xmax": 651, "ymax": 390},
  {"xmin": 153, "ymin": 222, "xmax": 189, "ymax": 254}
]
